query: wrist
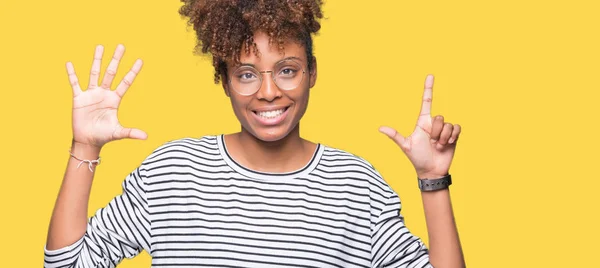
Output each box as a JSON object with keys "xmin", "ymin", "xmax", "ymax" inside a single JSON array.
[
  {"xmin": 418, "ymin": 173, "xmax": 452, "ymax": 192},
  {"xmin": 70, "ymin": 139, "xmax": 102, "ymax": 157},
  {"xmin": 417, "ymin": 172, "xmax": 448, "ymax": 180}
]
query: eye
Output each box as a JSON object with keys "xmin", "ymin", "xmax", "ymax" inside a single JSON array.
[
  {"xmin": 278, "ymin": 68, "xmax": 297, "ymax": 77},
  {"xmin": 238, "ymin": 72, "xmax": 257, "ymax": 81}
]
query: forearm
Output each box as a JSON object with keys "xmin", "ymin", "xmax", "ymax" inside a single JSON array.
[
  {"xmin": 421, "ymin": 189, "xmax": 465, "ymax": 268},
  {"xmin": 46, "ymin": 140, "xmax": 101, "ymax": 250}
]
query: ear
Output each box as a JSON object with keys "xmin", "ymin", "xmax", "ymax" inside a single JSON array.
[
  {"xmin": 218, "ymin": 62, "xmax": 231, "ymax": 97},
  {"xmin": 309, "ymin": 57, "xmax": 317, "ymax": 88},
  {"xmin": 221, "ymin": 77, "xmax": 231, "ymax": 97}
]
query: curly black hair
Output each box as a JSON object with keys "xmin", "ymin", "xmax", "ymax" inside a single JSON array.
[{"xmin": 178, "ymin": 0, "xmax": 323, "ymax": 84}]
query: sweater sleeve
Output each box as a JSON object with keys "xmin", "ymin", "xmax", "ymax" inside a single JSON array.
[
  {"xmin": 370, "ymin": 181, "xmax": 432, "ymax": 268},
  {"xmin": 44, "ymin": 166, "xmax": 151, "ymax": 268}
]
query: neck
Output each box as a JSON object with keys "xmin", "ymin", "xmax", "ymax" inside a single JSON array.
[{"xmin": 225, "ymin": 124, "xmax": 315, "ymax": 173}]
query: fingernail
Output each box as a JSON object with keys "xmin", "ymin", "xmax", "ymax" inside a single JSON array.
[
  {"xmin": 430, "ymin": 139, "xmax": 437, "ymax": 143},
  {"xmin": 448, "ymin": 138, "xmax": 454, "ymax": 144}
]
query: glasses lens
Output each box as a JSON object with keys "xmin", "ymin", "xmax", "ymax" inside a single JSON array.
[
  {"xmin": 231, "ymin": 66, "xmax": 261, "ymax": 95},
  {"xmin": 274, "ymin": 60, "xmax": 304, "ymax": 90}
]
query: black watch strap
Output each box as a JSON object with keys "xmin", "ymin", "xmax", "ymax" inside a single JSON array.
[{"xmin": 418, "ymin": 174, "xmax": 452, "ymax": 192}]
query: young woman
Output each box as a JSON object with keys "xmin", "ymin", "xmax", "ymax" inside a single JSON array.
[{"xmin": 45, "ymin": 1, "xmax": 465, "ymax": 267}]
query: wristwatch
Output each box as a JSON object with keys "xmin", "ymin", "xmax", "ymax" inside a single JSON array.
[{"xmin": 418, "ymin": 174, "xmax": 452, "ymax": 192}]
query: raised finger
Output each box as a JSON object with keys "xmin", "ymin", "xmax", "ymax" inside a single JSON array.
[
  {"xmin": 430, "ymin": 115, "xmax": 444, "ymax": 141},
  {"xmin": 438, "ymin": 123, "xmax": 454, "ymax": 145},
  {"xmin": 115, "ymin": 59, "xmax": 143, "ymax": 98},
  {"xmin": 101, "ymin": 44, "xmax": 125, "ymax": 89},
  {"xmin": 88, "ymin": 45, "xmax": 104, "ymax": 88},
  {"xmin": 448, "ymin": 124, "xmax": 461, "ymax": 144},
  {"xmin": 66, "ymin": 62, "xmax": 82, "ymax": 96},
  {"xmin": 418, "ymin": 74, "xmax": 434, "ymax": 122}
]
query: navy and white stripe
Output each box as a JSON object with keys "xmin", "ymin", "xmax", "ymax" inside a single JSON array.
[{"xmin": 44, "ymin": 135, "xmax": 431, "ymax": 267}]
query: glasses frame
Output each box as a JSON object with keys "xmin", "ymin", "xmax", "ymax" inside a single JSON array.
[{"xmin": 228, "ymin": 59, "xmax": 307, "ymax": 96}]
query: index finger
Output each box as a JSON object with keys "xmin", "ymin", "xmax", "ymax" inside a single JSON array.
[
  {"xmin": 115, "ymin": 59, "xmax": 143, "ymax": 98},
  {"xmin": 419, "ymin": 74, "xmax": 434, "ymax": 118}
]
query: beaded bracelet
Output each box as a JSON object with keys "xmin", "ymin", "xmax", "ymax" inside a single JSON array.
[{"xmin": 69, "ymin": 150, "xmax": 101, "ymax": 172}]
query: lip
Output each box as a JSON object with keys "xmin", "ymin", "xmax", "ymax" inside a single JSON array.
[
  {"xmin": 252, "ymin": 105, "xmax": 291, "ymax": 113},
  {"xmin": 251, "ymin": 105, "xmax": 291, "ymax": 126}
]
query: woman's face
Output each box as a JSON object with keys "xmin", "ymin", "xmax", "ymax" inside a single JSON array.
[{"xmin": 223, "ymin": 31, "xmax": 317, "ymax": 142}]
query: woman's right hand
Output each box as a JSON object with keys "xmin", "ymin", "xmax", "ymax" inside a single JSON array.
[{"xmin": 67, "ymin": 44, "xmax": 147, "ymax": 149}]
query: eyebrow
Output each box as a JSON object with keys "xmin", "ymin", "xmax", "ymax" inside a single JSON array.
[{"xmin": 238, "ymin": 56, "xmax": 304, "ymax": 68}]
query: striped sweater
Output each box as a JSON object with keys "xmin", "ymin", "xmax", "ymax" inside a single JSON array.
[{"xmin": 44, "ymin": 135, "xmax": 431, "ymax": 268}]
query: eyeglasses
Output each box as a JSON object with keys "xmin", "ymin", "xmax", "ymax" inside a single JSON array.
[{"xmin": 228, "ymin": 59, "xmax": 306, "ymax": 96}]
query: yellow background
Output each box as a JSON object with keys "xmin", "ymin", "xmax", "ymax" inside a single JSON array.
[{"xmin": 1, "ymin": 0, "xmax": 598, "ymax": 267}]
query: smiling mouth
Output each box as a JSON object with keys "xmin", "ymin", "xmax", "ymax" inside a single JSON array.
[{"xmin": 253, "ymin": 106, "xmax": 290, "ymax": 119}]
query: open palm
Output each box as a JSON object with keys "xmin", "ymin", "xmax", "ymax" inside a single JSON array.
[
  {"xmin": 67, "ymin": 44, "xmax": 146, "ymax": 148},
  {"xmin": 380, "ymin": 75, "xmax": 461, "ymax": 179}
]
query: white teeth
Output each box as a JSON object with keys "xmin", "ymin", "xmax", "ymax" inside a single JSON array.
[{"xmin": 257, "ymin": 108, "xmax": 285, "ymax": 118}]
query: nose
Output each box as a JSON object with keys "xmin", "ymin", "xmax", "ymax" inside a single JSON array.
[{"xmin": 255, "ymin": 71, "xmax": 282, "ymax": 101}]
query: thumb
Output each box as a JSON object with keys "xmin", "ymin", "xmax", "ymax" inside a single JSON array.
[
  {"xmin": 379, "ymin": 126, "xmax": 410, "ymax": 151},
  {"xmin": 114, "ymin": 125, "xmax": 148, "ymax": 141}
]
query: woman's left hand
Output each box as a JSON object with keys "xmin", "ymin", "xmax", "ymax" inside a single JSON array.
[{"xmin": 379, "ymin": 74, "xmax": 461, "ymax": 179}]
